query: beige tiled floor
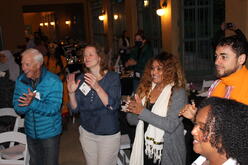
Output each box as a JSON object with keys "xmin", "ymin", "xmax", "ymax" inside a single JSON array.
[{"xmin": 59, "ymin": 117, "xmax": 86, "ymax": 165}]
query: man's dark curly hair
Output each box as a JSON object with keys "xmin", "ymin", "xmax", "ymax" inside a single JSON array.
[
  {"xmin": 197, "ymin": 97, "xmax": 248, "ymax": 164},
  {"xmin": 217, "ymin": 35, "xmax": 248, "ymax": 63}
]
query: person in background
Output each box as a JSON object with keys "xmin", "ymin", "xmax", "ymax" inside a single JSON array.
[
  {"xmin": 212, "ymin": 22, "xmax": 247, "ymax": 50},
  {"xmin": 0, "ymin": 50, "xmax": 20, "ymax": 108},
  {"xmin": 34, "ymin": 37, "xmax": 48, "ymax": 57},
  {"xmin": 45, "ymin": 43, "xmax": 69, "ymax": 117},
  {"xmin": 26, "ymin": 34, "xmax": 36, "ymax": 49},
  {"xmin": 126, "ymin": 52, "xmax": 187, "ymax": 165},
  {"xmin": 125, "ymin": 31, "xmax": 153, "ymax": 92},
  {"xmin": 191, "ymin": 97, "xmax": 248, "ymax": 165},
  {"xmin": 13, "ymin": 48, "xmax": 63, "ymax": 165},
  {"xmin": 67, "ymin": 43, "xmax": 121, "ymax": 165},
  {"xmin": 119, "ymin": 30, "xmax": 130, "ymax": 66},
  {"xmin": 0, "ymin": 50, "xmax": 20, "ymax": 133},
  {"xmin": 180, "ymin": 35, "xmax": 248, "ymax": 120}
]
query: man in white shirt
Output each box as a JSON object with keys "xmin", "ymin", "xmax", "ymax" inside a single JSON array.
[{"xmin": 191, "ymin": 97, "xmax": 248, "ymax": 165}]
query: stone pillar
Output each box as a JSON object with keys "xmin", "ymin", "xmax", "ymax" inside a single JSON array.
[
  {"xmin": 83, "ymin": 1, "xmax": 93, "ymax": 43},
  {"xmin": 124, "ymin": 0, "xmax": 138, "ymax": 46},
  {"xmin": 102, "ymin": 0, "xmax": 114, "ymax": 50},
  {"xmin": 160, "ymin": 0, "xmax": 181, "ymax": 57}
]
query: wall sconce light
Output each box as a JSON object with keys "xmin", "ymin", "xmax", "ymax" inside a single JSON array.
[
  {"xmin": 98, "ymin": 10, "xmax": 106, "ymax": 21},
  {"xmin": 144, "ymin": 0, "xmax": 149, "ymax": 7},
  {"xmin": 50, "ymin": 22, "xmax": 55, "ymax": 26},
  {"xmin": 156, "ymin": 1, "xmax": 167, "ymax": 16},
  {"xmin": 65, "ymin": 20, "xmax": 71, "ymax": 25},
  {"xmin": 44, "ymin": 22, "xmax": 49, "ymax": 26},
  {"xmin": 98, "ymin": 14, "xmax": 105, "ymax": 21},
  {"xmin": 39, "ymin": 23, "xmax": 44, "ymax": 27},
  {"xmin": 113, "ymin": 14, "xmax": 119, "ymax": 20}
]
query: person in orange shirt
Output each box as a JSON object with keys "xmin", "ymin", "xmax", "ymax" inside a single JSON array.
[
  {"xmin": 45, "ymin": 43, "xmax": 69, "ymax": 117},
  {"xmin": 180, "ymin": 35, "xmax": 248, "ymax": 120}
]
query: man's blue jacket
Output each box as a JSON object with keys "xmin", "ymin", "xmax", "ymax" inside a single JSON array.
[{"xmin": 13, "ymin": 67, "xmax": 63, "ymax": 139}]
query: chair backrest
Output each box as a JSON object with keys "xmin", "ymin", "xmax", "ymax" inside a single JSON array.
[
  {"xmin": 0, "ymin": 131, "xmax": 29, "ymax": 165},
  {"xmin": 0, "ymin": 108, "xmax": 19, "ymax": 118},
  {"xmin": 0, "ymin": 108, "xmax": 24, "ymax": 147},
  {"xmin": 0, "ymin": 108, "xmax": 24, "ymax": 131},
  {"xmin": 117, "ymin": 134, "xmax": 131, "ymax": 165},
  {"xmin": 201, "ymin": 80, "xmax": 214, "ymax": 92},
  {"xmin": 120, "ymin": 134, "xmax": 131, "ymax": 150}
]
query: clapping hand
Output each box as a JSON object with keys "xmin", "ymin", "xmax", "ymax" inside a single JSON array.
[
  {"xmin": 178, "ymin": 100, "xmax": 197, "ymax": 121},
  {"xmin": 126, "ymin": 95, "xmax": 144, "ymax": 114},
  {"xmin": 67, "ymin": 73, "xmax": 81, "ymax": 93},
  {"xmin": 18, "ymin": 88, "xmax": 36, "ymax": 106},
  {"xmin": 84, "ymin": 73, "xmax": 100, "ymax": 91}
]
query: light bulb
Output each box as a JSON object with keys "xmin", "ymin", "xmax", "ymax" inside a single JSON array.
[
  {"xmin": 98, "ymin": 15, "xmax": 105, "ymax": 21},
  {"xmin": 156, "ymin": 8, "xmax": 166, "ymax": 16},
  {"xmin": 114, "ymin": 14, "xmax": 118, "ymax": 20},
  {"xmin": 144, "ymin": 0, "xmax": 149, "ymax": 7}
]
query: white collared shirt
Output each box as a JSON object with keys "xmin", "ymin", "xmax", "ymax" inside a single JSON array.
[{"xmin": 192, "ymin": 156, "xmax": 239, "ymax": 165}]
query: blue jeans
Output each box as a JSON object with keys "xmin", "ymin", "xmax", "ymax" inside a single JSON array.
[{"xmin": 27, "ymin": 135, "xmax": 60, "ymax": 165}]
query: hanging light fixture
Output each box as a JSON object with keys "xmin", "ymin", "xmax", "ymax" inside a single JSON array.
[
  {"xmin": 156, "ymin": 0, "xmax": 167, "ymax": 16},
  {"xmin": 98, "ymin": 10, "xmax": 106, "ymax": 21}
]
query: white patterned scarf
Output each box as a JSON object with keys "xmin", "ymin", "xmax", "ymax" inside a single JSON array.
[{"xmin": 130, "ymin": 83, "xmax": 173, "ymax": 165}]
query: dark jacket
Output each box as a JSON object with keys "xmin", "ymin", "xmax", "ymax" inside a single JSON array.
[
  {"xmin": 0, "ymin": 70, "xmax": 15, "ymax": 108},
  {"xmin": 129, "ymin": 42, "xmax": 153, "ymax": 74}
]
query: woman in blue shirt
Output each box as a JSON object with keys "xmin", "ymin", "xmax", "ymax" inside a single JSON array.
[{"xmin": 67, "ymin": 44, "xmax": 121, "ymax": 165}]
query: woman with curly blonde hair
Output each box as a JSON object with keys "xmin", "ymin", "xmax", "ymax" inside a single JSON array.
[{"xmin": 127, "ymin": 51, "xmax": 187, "ymax": 165}]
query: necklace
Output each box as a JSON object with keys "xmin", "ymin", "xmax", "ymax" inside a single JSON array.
[{"xmin": 147, "ymin": 84, "xmax": 164, "ymax": 103}]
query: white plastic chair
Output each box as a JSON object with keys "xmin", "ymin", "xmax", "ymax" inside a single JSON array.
[
  {"xmin": 117, "ymin": 134, "xmax": 131, "ymax": 165},
  {"xmin": 0, "ymin": 108, "xmax": 28, "ymax": 164},
  {"xmin": 0, "ymin": 108, "xmax": 24, "ymax": 147},
  {"xmin": 0, "ymin": 131, "xmax": 29, "ymax": 165},
  {"xmin": 201, "ymin": 80, "xmax": 214, "ymax": 92}
]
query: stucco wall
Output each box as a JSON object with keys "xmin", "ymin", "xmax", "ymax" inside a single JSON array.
[
  {"xmin": 226, "ymin": 0, "xmax": 248, "ymax": 67},
  {"xmin": 0, "ymin": 0, "xmax": 25, "ymax": 50}
]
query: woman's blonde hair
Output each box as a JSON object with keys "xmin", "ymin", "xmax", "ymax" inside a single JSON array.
[{"xmin": 136, "ymin": 51, "xmax": 186, "ymax": 99}]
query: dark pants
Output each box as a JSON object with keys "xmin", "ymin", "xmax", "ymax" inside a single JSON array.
[{"xmin": 27, "ymin": 135, "xmax": 60, "ymax": 165}]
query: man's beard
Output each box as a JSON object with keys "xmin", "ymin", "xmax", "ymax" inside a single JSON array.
[{"xmin": 215, "ymin": 65, "xmax": 240, "ymax": 78}]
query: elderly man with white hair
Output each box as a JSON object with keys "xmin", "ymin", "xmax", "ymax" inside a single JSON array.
[{"xmin": 13, "ymin": 48, "xmax": 63, "ymax": 165}]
